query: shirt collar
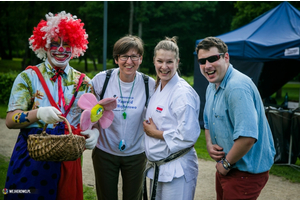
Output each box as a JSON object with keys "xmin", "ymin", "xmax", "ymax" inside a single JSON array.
[
  {"xmin": 158, "ymin": 72, "xmax": 179, "ymax": 91},
  {"xmin": 45, "ymin": 59, "xmax": 70, "ymax": 75},
  {"xmin": 209, "ymin": 64, "xmax": 233, "ymax": 92},
  {"xmin": 219, "ymin": 64, "xmax": 233, "ymax": 90}
]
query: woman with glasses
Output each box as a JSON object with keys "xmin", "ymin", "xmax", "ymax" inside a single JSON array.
[
  {"xmin": 143, "ymin": 37, "xmax": 200, "ymax": 200},
  {"xmin": 91, "ymin": 35, "xmax": 155, "ymax": 200}
]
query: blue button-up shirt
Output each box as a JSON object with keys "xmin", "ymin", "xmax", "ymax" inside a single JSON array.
[{"xmin": 204, "ymin": 64, "xmax": 275, "ymax": 173}]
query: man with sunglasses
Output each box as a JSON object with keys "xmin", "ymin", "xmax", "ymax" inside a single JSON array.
[{"xmin": 196, "ymin": 37, "xmax": 275, "ymax": 200}]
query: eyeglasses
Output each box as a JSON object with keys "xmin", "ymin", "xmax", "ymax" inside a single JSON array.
[
  {"xmin": 198, "ymin": 53, "xmax": 224, "ymax": 65},
  {"xmin": 119, "ymin": 55, "xmax": 140, "ymax": 61}
]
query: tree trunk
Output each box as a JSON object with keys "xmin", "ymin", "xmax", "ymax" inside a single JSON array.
[
  {"xmin": 21, "ymin": 45, "xmax": 29, "ymax": 70},
  {"xmin": 84, "ymin": 56, "xmax": 88, "ymax": 72},
  {"xmin": 0, "ymin": 39, "xmax": 9, "ymax": 59},
  {"xmin": 129, "ymin": 1, "xmax": 134, "ymax": 35},
  {"xmin": 87, "ymin": 51, "xmax": 97, "ymax": 71},
  {"xmin": 93, "ymin": 59, "xmax": 97, "ymax": 71},
  {"xmin": 5, "ymin": 22, "xmax": 12, "ymax": 60},
  {"xmin": 138, "ymin": 22, "xmax": 142, "ymax": 38},
  {"xmin": 98, "ymin": 54, "xmax": 103, "ymax": 65}
]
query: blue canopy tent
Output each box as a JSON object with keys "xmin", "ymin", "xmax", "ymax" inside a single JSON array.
[{"xmin": 194, "ymin": 1, "xmax": 300, "ymax": 128}]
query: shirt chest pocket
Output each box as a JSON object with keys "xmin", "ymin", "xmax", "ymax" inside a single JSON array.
[{"xmin": 214, "ymin": 113, "xmax": 231, "ymax": 139}]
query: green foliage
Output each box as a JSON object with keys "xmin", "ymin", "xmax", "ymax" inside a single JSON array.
[
  {"xmin": 0, "ymin": 72, "xmax": 18, "ymax": 105},
  {"xmin": 83, "ymin": 185, "xmax": 97, "ymax": 200},
  {"xmin": 0, "ymin": 155, "xmax": 9, "ymax": 200},
  {"xmin": 68, "ymin": 58, "xmax": 115, "ymax": 74},
  {"xmin": 0, "ymin": 104, "xmax": 7, "ymax": 119},
  {"xmin": 0, "ymin": 1, "xmax": 237, "ymax": 75},
  {"xmin": 194, "ymin": 129, "xmax": 213, "ymax": 161},
  {"xmin": 3, "ymin": 1, "xmax": 300, "ymax": 76},
  {"xmin": 231, "ymin": 2, "xmax": 280, "ymax": 30},
  {"xmin": 0, "ymin": 58, "xmax": 23, "ymax": 72},
  {"xmin": 79, "ymin": 2, "xmax": 104, "ymax": 65},
  {"xmin": 140, "ymin": 1, "xmax": 236, "ymax": 75},
  {"xmin": 270, "ymin": 160, "xmax": 300, "ymax": 183},
  {"xmin": 182, "ymin": 75, "xmax": 194, "ymax": 87},
  {"xmin": 271, "ymin": 83, "xmax": 300, "ymax": 103},
  {"xmin": 231, "ymin": 1, "xmax": 300, "ymax": 30}
]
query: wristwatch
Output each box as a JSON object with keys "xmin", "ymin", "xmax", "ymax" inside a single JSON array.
[{"xmin": 221, "ymin": 158, "xmax": 232, "ymax": 170}]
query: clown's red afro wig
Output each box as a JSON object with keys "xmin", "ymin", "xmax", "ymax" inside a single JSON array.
[{"xmin": 29, "ymin": 11, "xmax": 88, "ymax": 60}]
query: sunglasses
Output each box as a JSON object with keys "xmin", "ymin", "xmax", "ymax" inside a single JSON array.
[{"xmin": 198, "ymin": 53, "xmax": 224, "ymax": 65}]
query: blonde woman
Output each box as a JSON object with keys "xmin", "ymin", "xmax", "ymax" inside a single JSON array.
[{"xmin": 143, "ymin": 37, "xmax": 200, "ymax": 200}]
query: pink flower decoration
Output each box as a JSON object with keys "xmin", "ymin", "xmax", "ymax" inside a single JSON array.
[{"xmin": 78, "ymin": 93, "xmax": 117, "ymax": 131}]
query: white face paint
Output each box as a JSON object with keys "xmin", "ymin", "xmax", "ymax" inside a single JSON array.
[{"xmin": 47, "ymin": 37, "xmax": 72, "ymax": 68}]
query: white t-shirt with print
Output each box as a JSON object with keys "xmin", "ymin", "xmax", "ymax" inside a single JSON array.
[{"xmin": 92, "ymin": 68, "xmax": 155, "ymax": 156}]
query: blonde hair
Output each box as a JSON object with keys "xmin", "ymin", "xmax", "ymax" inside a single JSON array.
[{"xmin": 153, "ymin": 36, "xmax": 180, "ymax": 89}]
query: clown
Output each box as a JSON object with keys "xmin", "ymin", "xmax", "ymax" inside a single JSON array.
[{"xmin": 5, "ymin": 11, "xmax": 98, "ymax": 200}]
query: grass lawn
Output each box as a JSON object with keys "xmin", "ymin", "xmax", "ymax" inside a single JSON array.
[
  {"xmin": 0, "ymin": 58, "xmax": 115, "ymax": 74},
  {"xmin": 271, "ymin": 82, "xmax": 300, "ymax": 103}
]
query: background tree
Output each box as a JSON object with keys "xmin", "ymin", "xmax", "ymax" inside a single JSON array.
[
  {"xmin": 129, "ymin": 1, "xmax": 134, "ymax": 35},
  {"xmin": 139, "ymin": 1, "xmax": 236, "ymax": 75},
  {"xmin": 79, "ymin": 1, "xmax": 105, "ymax": 71},
  {"xmin": 232, "ymin": 1, "xmax": 300, "ymax": 30},
  {"xmin": 2, "ymin": 1, "xmax": 300, "ymax": 77},
  {"xmin": 135, "ymin": 1, "xmax": 150, "ymax": 39}
]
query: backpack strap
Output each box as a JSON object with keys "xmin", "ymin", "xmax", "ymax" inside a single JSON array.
[
  {"xmin": 141, "ymin": 73, "xmax": 149, "ymax": 107},
  {"xmin": 99, "ymin": 69, "xmax": 114, "ymax": 100}
]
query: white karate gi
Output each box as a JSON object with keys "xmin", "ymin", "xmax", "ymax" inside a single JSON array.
[{"xmin": 145, "ymin": 73, "xmax": 200, "ymax": 200}]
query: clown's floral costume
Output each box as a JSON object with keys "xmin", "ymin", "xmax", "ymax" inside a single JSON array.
[{"xmin": 4, "ymin": 11, "xmax": 95, "ymax": 200}]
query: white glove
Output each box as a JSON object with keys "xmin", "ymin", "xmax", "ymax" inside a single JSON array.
[
  {"xmin": 37, "ymin": 106, "xmax": 63, "ymax": 124},
  {"xmin": 81, "ymin": 128, "xmax": 99, "ymax": 149}
]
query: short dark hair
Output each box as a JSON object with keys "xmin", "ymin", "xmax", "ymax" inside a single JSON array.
[
  {"xmin": 196, "ymin": 36, "xmax": 228, "ymax": 54},
  {"xmin": 113, "ymin": 35, "xmax": 144, "ymax": 60}
]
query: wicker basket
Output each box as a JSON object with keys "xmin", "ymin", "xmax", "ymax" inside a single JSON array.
[{"xmin": 27, "ymin": 116, "xmax": 86, "ymax": 162}]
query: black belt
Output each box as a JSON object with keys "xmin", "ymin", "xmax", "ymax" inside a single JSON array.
[{"xmin": 143, "ymin": 146, "xmax": 193, "ymax": 200}]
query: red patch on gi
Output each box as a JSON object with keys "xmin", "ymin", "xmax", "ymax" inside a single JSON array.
[{"xmin": 156, "ymin": 106, "xmax": 163, "ymax": 113}]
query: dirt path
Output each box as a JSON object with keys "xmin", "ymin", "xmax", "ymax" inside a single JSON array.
[{"xmin": 1, "ymin": 119, "xmax": 299, "ymax": 200}]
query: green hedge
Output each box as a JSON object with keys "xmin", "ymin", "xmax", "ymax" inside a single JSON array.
[{"xmin": 0, "ymin": 72, "xmax": 18, "ymax": 105}]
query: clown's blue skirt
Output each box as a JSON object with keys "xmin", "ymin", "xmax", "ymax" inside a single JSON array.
[{"xmin": 4, "ymin": 123, "xmax": 65, "ymax": 200}]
